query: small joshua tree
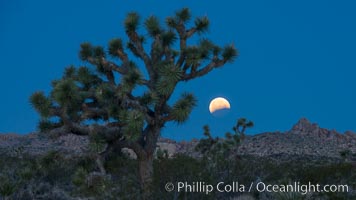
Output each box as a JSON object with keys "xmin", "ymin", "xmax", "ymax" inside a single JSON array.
[
  {"xmin": 232, "ymin": 118, "xmax": 254, "ymax": 141},
  {"xmin": 195, "ymin": 125, "xmax": 220, "ymax": 154},
  {"xmin": 196, "ymin": 118, "xmax": 254, "ymax": 155},
  {"xmin": 30, "ymin": 8, "xmax": 238, "ymax": 198}
]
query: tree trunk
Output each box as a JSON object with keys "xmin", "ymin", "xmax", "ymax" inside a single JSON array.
[
  {"xmin": 138, "ymin": 154, "xmax": 154, "ymax": 200},
  {"xmin": 95, "ymin": 154, "xmax": 106, "ymax": 174},
  {"xmin": 137, "ymin": 125, "xmax": 161, "ymax": 199}
]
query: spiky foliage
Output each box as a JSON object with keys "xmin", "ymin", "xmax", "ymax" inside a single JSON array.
[
  {"xmin": 161, "ymin": 30, "xmax": 177, "ymax": 47},
  {"xmin": 232, "ymin": 118, "xmax": 254, "ymax": 140},
  {"xmin": 30, "ymin": 8, "xmax": 239, "ymax": 198},
  {"xmin": 0, "ymin": 176, "xmax": 18, "ymax": 197},
  {"xmin": 222, "ymin": 44, "xmax": 238, "ymax": 62},
  {"xmin": 195, "ymin": 16, "xmax": 210, "ymax": 33},
  {"xmin": 144, "ymin": 16, "xmax": 162, "ymax": 37},
  {"xmin": 176, "ymin": 8, "xmax": 191, "ymax": 22},
  {"xmin": 195, "ymin": 125, "xmax": 219, "ymax": 154},
  {"xmin": 196, "ymin": 121, "xmax": 247, "ymax": 156},
  {"xmin": 124, "ymin": 12, "xmax": 140, "ymax": 33},
  {"xmin": 170, "ymin": 93, "xmax": 196, "ymax": 123},
  {"xmin": 108, "ymin": 38, "xmax": 124, "ymax": 57},
  {"xmin": 30, "ymin": 92, "xmax": 52, "ymax": 118}
]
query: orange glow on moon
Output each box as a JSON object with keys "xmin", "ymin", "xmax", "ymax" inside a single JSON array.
[{"xmin": 209, "ymin": 97, "xmax": 231, "ymax": 113}]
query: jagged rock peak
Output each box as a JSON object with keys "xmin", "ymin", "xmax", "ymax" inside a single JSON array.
[
  {"xmin": 289, "ymin": 118, "xmax": 349, "ymax": 141},
  {"xmin": 345, "ymin": 130, "xmax": 356, "ymax": 136},
  {"xmin": 291, "ymin": 117, "xmax": 319, "ymax": 133}
]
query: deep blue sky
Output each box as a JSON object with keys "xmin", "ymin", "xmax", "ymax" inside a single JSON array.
[{"xmin": 1, "ymin": 0, "xmax": 355, "ymax": 141}]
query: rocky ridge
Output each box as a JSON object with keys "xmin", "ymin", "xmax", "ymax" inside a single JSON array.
[
  {"xmin": 0, "ymin": 133, "xmax": 89, "ymax": 157},
  {"xmin": 1, "ymin": 118, "xmax": 355, "ymax": 160},
  {"xmin": 236, "ymin": 118, "xmax": 356, "ymax": 158}
]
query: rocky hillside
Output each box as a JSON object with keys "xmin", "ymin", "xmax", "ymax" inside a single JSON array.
[
  {"xmin": 0, "ymin": 132, "xmax": 89, "ymax": 157},
  {"xmin": 1, "ymin": 118, "xmax": 355, "ymax": 160},
  {"xmin": 158, "ymin": 118, "xmax": 356, "ymax": 160},
  {"xmin": 237, "ymin": 118, "xmax": 356, "ymax": 158}
]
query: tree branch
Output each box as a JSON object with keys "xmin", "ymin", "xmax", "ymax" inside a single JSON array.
[
  {"xmin": 126, "ymin": 31, "xmax": 153, "ymax": 79},
  {"xmin": 85, "ymin": 57, "xmax": 129, "ymax": 85},
  {"xmin": 81, "ymin": 106, "xmax": 109, "ymax": 121},
  {"xmin": 125, "ymin": 94, "xmax": 155, "ymax": 124},
  {"xmin": 181, "ymin": 59, "xmax": 225, "ymax": 81},
  {"xmin": 150, "ymin": 35, "xmax": 164, "ymax": 64},
  {"xmin": 176, "ymin": 26, "xmax": 196, "ymax": 68},
  {"xmin": 100, "ymin": 58, "xmax": 128, "ymax": 75},
  {"xmin": 186, "ymin": 27, "xmax": 197, "ymax": 38},
  {"xmin": 87, "ymin": 57, "xmax": 128, "ymax": 74}
]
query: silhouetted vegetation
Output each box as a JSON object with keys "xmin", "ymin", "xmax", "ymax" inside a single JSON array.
[{"xmin": 0, "ymin": 141, "xmax": 354, "ymax": 199}]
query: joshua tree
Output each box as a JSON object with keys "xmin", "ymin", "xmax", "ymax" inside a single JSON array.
[
  {"xmin": 233, "ymin": 118, "xmax": 254, "ymax": 140},
  {"xmin": 196, "ymin": 118, "xmax": 254, "ymax": 156},
  {"xmin": 30, "ymin": 8, "xmax": 237, "ymax": 198},
  {"xmin": 195, "ymin": 125, "xmax": 220, "ymax": 154}
]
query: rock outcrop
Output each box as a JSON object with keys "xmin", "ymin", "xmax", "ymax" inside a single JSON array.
[
  {"xmin": 236, "ymin": 118, "xmax": 356, "ymax": 158},
  {"xmin": 0, "ymin": 132, "xmax": 89, "ymax": 157}
]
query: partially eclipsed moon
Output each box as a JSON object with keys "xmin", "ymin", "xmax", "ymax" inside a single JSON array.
[{"xmin": 209, "ymin": 97, "xmax": 231, "ymax": 113}]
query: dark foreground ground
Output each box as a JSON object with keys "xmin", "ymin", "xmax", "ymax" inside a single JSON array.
[{"xmin": 0, "ymin": 150, "xmax": 355, "ymax": 200}]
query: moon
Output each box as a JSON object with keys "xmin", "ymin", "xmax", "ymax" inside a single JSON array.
[{"xmin": 209, "ymin": 97, "xmax": 231, "ymax": 113}]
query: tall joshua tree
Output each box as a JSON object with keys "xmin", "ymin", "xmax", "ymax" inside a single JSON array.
[{"xmin": 30, "ymin": 8, "xmax": 238, "ymax": 198}]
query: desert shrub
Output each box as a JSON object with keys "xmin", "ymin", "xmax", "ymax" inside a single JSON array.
[
  {"xmin": 72, "ymin": 167, "xmax": 88, "ymax": 187},
  {"xmin": 15, "ymin": 182, "xmax": 72, "ymax": 200},
  {"xmin": 297, "ymin": 163, "xmax": 353, "ymax": 184},
  {"xmin": 104, "ymin": 154, "xmax": 141, "ymax": 200},
  {"xmin": 105, "ymin": 153, "xmax": 137, "ymax": 175},
  {"xmin": 76, "ymin": 155, "xmax": 97, "ymax": 172},
  {"xmin": 37, "ymin": 151, "xmax": 77, "ymax": 184},
  {"xmin": 152, "ymin": 154, "xmax": 215, "ymax": 200},
  {"xmin": 17, "ymin": 166, "xmax": 35, "ymax": 181},
  {"xmin": 0, "ymin": 176, "xmax": 18, "ymax": 198},
  {"xmin": 71, "ymin": 153, "xmax": 141, "ymax": 199},
  {"xmin": 339, "ymin": 149, "xmax": 351, "ymax": 158}
]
